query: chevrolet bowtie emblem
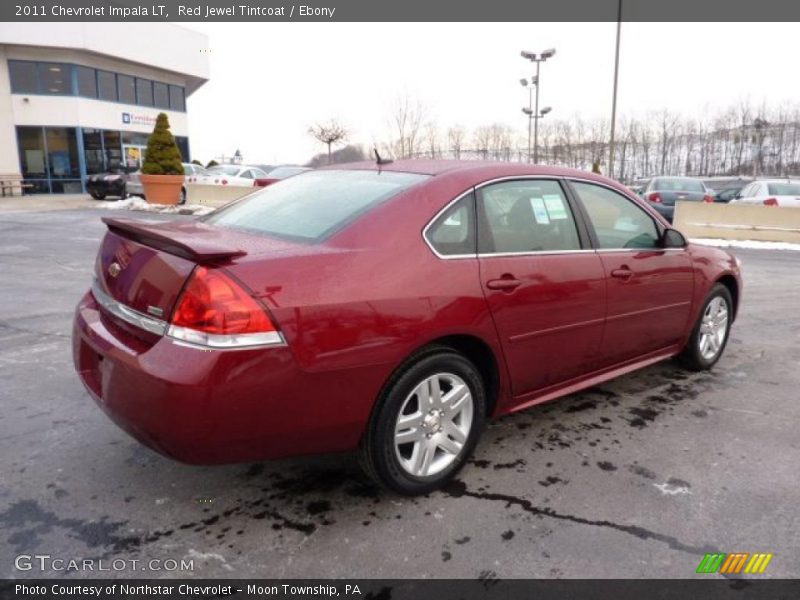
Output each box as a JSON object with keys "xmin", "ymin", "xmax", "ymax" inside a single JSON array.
[{"xmin": 108, "ymin": 262, "xmax": 122, "ymax": 278}]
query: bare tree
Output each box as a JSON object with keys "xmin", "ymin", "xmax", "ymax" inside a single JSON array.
[
  {"xmin": 447, "ymin": 125, "xmax": 467, "ymax": 160},
  {"xmin": 389, "ymin": 94, "xmax": 427, "ymax": 158},
  {"xmin": 308, "ymin": 120, "xmax": 349, "ymax": 165}
]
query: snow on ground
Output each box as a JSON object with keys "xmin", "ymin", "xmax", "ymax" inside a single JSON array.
[
  {"xmin": 690, "ymin": 238, "xmax": 800, "ymax": 252},
  {"xmin": 93, "ymin": 196, "xmax": 214, "ymax": 216}
]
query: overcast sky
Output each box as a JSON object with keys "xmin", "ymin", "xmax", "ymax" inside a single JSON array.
[{"xmin": 181, "ymin": 22, "xmax": 798, "ymax": 166}]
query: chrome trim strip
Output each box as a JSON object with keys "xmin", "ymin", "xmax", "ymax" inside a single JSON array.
[
  {"xmin": 478, "ymin": 249, "xmax": 595, "ymax": 258},
  {"xmin": 166, "ymin": 325, "xmax": 286, "ymax": 349},
  {"xmin": 91, "ymin": 281, "xmax": 168, "ymax": 336},
  {"xmin": 421, "ymin": 187, "xmax": 478, "ymax": 261}
]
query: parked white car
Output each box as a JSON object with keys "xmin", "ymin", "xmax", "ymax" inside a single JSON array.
[
  {"xmin": 128, "ymin": 163, "xmax": 208, "ymax": 205},
  {"xmin": 730, "ymin": 179, "xmax": 800, "ymax": 207},
  {"xmin": 198, "ymin": 164, "xmax": 272, "ymax": 187}
]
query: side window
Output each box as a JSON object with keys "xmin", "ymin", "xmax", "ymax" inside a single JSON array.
[
  {"xmin": 571, "ymin": 182, "xmax": 659, "ymax": 250},
  {"xmin": 240, "ymin": 170, "xmax": 254, "ymax": 179},
  {"xmin": 425, "ymin": 192, "xmax": 476, "ymax": 257},
  {"xmin": 740, "ymin": 183, "xmax": 756, "ymax": 198},
  {"xmin": 478, "ymin": 179, "xmax": 581, "ymax": 254}
]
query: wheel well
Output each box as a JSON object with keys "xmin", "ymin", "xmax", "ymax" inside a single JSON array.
[
  {"xmin": 430, "ymin": 334, "xmax": 500, "ymax": 417},
  {"xmin": 716, "ymin": 274, "xmax": 739, "ymax": 320}
]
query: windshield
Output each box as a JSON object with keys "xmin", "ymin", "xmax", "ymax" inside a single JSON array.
[
  {"xmin": 652, "ymin": 178, "xmax": 705, "ymax": 193},
  {"xmin": 205, "ymin": 169, "xmax": 429, "ymax": 242},
  {"xmin": 207, "ymin": 165, "xmax": 242, "ymax": 176},
  {"xmin": 767, "ymin": 183, "xmax": 800, "ymax": 195}
]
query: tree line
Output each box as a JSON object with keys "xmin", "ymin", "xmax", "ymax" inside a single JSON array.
[{"xmin": 311, "ymin": 99, "xmax": 800, "ymax": 182}]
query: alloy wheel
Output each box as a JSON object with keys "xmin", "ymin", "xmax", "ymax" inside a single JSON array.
[
  {"xmin": 698, "ymin": 296, "xmax": 729, "ymax": 360},
  {"xmin": 394, "ymin": 372, "xmax": 474, "ymax": 477}
]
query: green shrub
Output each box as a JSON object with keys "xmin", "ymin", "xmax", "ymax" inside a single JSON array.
[
  {"xmin": 141, "ymin": 113, "xmax": 183, "ymax": 175},
  {"xmin": 206, "ymin": 159, "xmax": 219, "ymax": 169}
]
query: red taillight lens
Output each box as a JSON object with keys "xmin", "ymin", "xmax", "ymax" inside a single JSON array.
[
  {"xmin": 221, "ymin": 179, "xmax": 228, "ymax": 185},
  {"xmin": 648, "ymin": 192, "xmax": 662, "ymax": 203},
  {"xmin": 763, "ymin": 198, "xmax": 779, "ymax": 206},
  {"xmin": 703, "ymin": 194, "xmax": 714, "ymax": 203},
  {"xmin": 167, "ymin": 267, "xmax": 283, "ymax": 348}
]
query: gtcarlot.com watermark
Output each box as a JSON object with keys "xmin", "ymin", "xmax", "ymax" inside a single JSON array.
[{"xmin": 15, "ymin": 554, "xmax": 194, "ymax": 573}]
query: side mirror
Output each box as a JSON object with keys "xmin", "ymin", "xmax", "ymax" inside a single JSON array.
[{"xmin": 661, "ymin": 228, "xmax": 686, "ymax": 248}]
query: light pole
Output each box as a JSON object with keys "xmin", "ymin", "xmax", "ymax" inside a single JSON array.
[
  {"xmin": 521, "ymin": 48, "xmax": 555, "ymax": 163},
  {"xmin": 608, "ymin": 0, "xmax": 622, "ymax": 178}
]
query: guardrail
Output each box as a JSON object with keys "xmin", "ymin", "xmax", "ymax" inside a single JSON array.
[
  {"xmin": 185, "ymin": 183, "xmax": 258, "ymax": 208},
  {"xmin": 673, "ymin": 201, "xmax": 800, "ymax": 243}
]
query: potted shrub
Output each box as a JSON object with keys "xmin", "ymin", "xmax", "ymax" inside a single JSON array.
[{"xmin": 140, "ymin": 113, "xmax": 185, "ymax": 205}]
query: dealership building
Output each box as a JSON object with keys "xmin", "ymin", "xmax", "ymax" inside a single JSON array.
[{"xmin": 0, "ymin": 23, "xmax": 209, "ymax": 194}]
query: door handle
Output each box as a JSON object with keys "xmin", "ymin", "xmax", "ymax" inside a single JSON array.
[
  {"xmin": 610, "ymin": 267, "xmax": 634, "ymax": 280},
  {"xmin": 486, "ymin": 276, "xmax": 522, "ymax": 291}
]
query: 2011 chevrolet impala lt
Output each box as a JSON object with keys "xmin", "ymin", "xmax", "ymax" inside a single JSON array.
[{"xmin": 73, "ymin": 161, "xmax": 742, "ymax": 495}]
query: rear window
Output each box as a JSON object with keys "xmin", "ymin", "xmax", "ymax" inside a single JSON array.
[
  {"xmin": 268, "ymin": 166, "xmax": 309, "ymax": 179},
  {"xmin": 207, "ymin": 165, "xmax": 242, "ymax": 176},
  {"xmin": 652, "ymin": 178, "xmax": 705, "ymax": 193},
  {"xmin": 767, "ymin": 183, "xmax": 800, "ymax": 196},
  {"xmin": 205, "ymin": 170, "xmax": 429, "ymax": 242}
]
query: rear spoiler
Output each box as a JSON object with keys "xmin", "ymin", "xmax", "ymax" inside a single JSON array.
[{"xmin": 102, "ymin": 217, "xmax": 246, "ymax": 263}]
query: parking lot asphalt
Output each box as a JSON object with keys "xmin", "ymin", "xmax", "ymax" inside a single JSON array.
[{"xmin": 1, "ymin": 208, "xmax": 799, "ymax": 580}]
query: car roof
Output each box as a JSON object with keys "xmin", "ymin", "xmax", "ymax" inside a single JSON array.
[{"xmin": 321, "ymin": 159, "xmax": 619, "ymax": 181}]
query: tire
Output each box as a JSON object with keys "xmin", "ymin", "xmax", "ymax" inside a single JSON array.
[
  {"xmin": 119, "ymin": 184, "xmax": 128, "ymax": 200},
  {"xmin": 179, "ymin": 187, "xmax": 187, "ymax": 205},
  {"xmin": 360, "ymin": 346, "xmax": 486, "ymax": 495},
  {"xmin": 679, "ymin": 283, "xmax": 733, "ymax": 371},
  {"xmin": 90, "ymin": 192, "xmax": 106, "ymax": 200}
]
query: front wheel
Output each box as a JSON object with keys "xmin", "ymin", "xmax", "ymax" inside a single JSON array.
[
  {"xmin": 360, "ymin": 348, "xmax": 486, "ymax": 495},
  {"xmin": 679, "ymin": 283, "xmax": 733, "ymax": 370}
]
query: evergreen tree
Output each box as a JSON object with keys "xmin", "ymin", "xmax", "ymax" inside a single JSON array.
[{"xmin": 142, "ymin": 113, "xmax": 183, "ymax": 175}]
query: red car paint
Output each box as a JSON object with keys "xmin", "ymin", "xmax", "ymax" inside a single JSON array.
[{"xmin": 72, "ymin": 161, "xmax": 742, "ymax": 464}]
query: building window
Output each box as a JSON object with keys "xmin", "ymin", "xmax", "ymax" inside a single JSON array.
[
  {"xmin": 103, "ymin": 130, "xmax": 122, "ymax": 169},
  {"xmin": 169, "ymin": 85, "xmax": 185, "ymax": 111},
  {"xmin": 136, "ymin": 78, "xmax": 153, "ymax": 106},
  {"xmin": 8, "ymin": 61, "xmax": 39, "ymax": 93},
  {"xmin": 117, "ymin": 74, "xmax": 136, "ymax": 104},
  {"xmin": 153, "ymin": 82, "xmax": 169, "ymax": 109},
  {"xmin": 83, "ymin": 129, "xmax": 105, "ymax": 174},
  {"xmin": 17, "ymin": 127, "xmax": 48, "ymax": 179},
  {"xmin": 97, "ymin": 70, "xmax": 117, "ymax": 101},
  {"xmin": 76, "ymin": 66, "xmax": 97, "ymax": 98},
  {"xmin": 175, "ymin": 136, "xmax": 189, "ymax": 161},
  {"xmin": 45, "ymin": 128, "xmax": 80, "ymax": 179},
  {"xmin": 38, "ymin": 63, "xmax": 72, "ymax": 94}
]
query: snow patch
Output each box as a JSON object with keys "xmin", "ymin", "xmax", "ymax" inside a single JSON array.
[
  {"xmin": 690, "ymin": 238, "xmax": 800, "ymax": 251},
  {"xmin": 93, "ymin": 197, "xmax": 214, "ymax": 216},
  {"xmin": 654, "ymin": 482, "xmax": 691, "ymax": 496},
  {"xmin": 186, "ymin": 549, "xmax": 233, "ymax": 571}
]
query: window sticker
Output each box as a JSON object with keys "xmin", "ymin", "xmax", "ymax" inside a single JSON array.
[
  {"xmin": 543, "ymin": 194, "xmax": 568, "ymax": 220},
  {"xmin": 529, "ymin": 197, "xmax": 550, "ymax": 224}
]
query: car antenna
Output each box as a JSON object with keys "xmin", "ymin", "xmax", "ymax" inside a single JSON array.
[{"xmin": 374, "ymin": 148, "xmax": 393, "ymax": 171}]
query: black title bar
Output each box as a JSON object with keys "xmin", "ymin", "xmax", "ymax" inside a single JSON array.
[{"xmin": 3, "ymin": 0, "xmax": 800, "ymax": 21}]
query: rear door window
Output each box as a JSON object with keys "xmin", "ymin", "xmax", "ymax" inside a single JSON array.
[
  {"xmin": 205, "ymin": 170, "xmax": 428, "ymax": 242},
  {"xmin": 477, "ymin": 179, "xmax": 581, "ymax": 254}
]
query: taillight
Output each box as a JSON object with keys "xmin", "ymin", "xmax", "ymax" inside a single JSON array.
[
  {"xmin": 703, "ymin": 194, "xmax": 714, "ymax": 203},
  {"xmin": 648, "ymin": 192, "xmax": 662, "ymax": 203},
  {"xmin": 763, "ymin": 198, "xmax": 779, "ymax": 206},
  {"xmin": 221, "ymin": 179, "xmax": 228, "ymax": 185},
  {"xmin": 168, "ymin": 266, "xmax": 283, "ymax": 348}
]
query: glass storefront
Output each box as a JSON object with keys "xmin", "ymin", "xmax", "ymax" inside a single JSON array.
[{"xmin": 16, "ymin": 126, "xmax": 191, "ymax": 194}]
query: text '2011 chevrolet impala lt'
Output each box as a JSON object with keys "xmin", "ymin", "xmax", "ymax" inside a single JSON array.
[{"xmin": 73, "ymin": 160, "xmax": 742, "ymax": 495}]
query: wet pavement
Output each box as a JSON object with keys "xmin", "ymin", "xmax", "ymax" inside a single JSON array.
[{"xmin": 1, "ymin": 208, "xmax": 798, "ymax": 579}]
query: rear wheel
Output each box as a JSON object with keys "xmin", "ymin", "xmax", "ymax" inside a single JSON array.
[
  {"xmin": 179, "ymin": 187, "xmax": 187, "ymax": 205},
  {"xmin": 360, "ymin": 348, "xmax": 485, "ymax": 495},
  {"xmin": 679, "ymin": 283, "xmax": 733, "ymax": 370},
  {"xmin": 89, "ymin": 191, "xmax": 106, "ymax": 200}
]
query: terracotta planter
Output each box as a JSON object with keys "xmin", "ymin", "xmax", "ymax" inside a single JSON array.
[{"xmin": 140, "ymin": 174, "xmax": 185, "ymax": 205}]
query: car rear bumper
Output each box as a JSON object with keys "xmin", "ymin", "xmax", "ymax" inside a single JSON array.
[{"xmin": 72, "ymin": 290, "xmax": 373, "ymax": 464}]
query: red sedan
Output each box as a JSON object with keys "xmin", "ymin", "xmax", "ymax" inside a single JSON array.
[{"xmin": 73, "ymin": 161, "xmax": 742, "ymax": 495}]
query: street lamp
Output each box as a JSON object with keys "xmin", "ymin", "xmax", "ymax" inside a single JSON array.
[{"xmin": 520, "ymin": 48, "xmax": 556, "ymax": 163}]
